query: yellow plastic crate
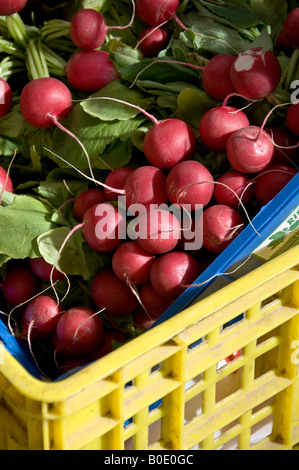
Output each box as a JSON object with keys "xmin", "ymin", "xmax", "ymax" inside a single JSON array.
[{"xmin": 0, "ymin": 245, "xmax": 299, "ymax": 451}]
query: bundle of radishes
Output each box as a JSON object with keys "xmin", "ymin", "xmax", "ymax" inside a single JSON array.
[{"xmin": 0, "ymin": 0, "xmax": 298, "ymax": 379}]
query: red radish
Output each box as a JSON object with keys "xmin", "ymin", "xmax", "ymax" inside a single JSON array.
[
  {"xmin": 229, "ymin": 47, "xmax": 281, "ymax": 100},
  {"xmin": 199, "ymin": 105, "xmax": 250, "ymax": 152},
  {"xmin": 51, "ymin": 331, "xmax": 73, "ymax": 358},
  {"xmin": 201, "ymin": 54, "xmax": 236, "ymax": 101},
  {"xmin": 0, "ymin": 0, "xmax": 28, "ymax": 15},
  {"xmin": 139, "ymin": 281, "xmax": 172, "ymax": 318},
  {"xmin": 91, "ymin": 329, "xmax": 127, "ymax": 360},
  {"xmin": 283, "ymin": 8, "xmax": 299, "ymax": 48},
  {"xmin": 226, "ymin": 126, "xmax": 274, "ymax": 173},
  {"xmin": 20, "ymin": 78, "xmax": 72, "ymax": 129},
  {"xmin": 143, "ymin": 118, "xmax": 196, "ymax": 170},
  {"xmin": 133, "ymin": 208, "xmax": 181, "ymax": 254},
  {"xmin": 0, "ymin": 166, "xmax": 13, "ymax": 193},
  {"xmin": 91, "ymin": 268, "xmax": 139, "ymax": 316},
  {"xmin": 73, "ymin": 188, "xmax": 106, "ymax": 221},
  {"xmin": 70, "ymin": 9, "xmax": 108, "ymax": 50},
  {"xmin": 276, "ymin": 30, "xmax": 294, "ymax": 55},
  {"xmin": 124, "ymin": 165, "xmax": 168, "ymax": 211},
  {"xmin": 21, "ymin": 295, "xmax": 62, "ymax": 340},
  {"xmin": 133, "ymin": 307, "xmax": 157, "ymax": 330},
  {"xmin": 150, "ymin": 251, "xmax": 201, "ymax": 300},
  {"xmin": 286, "ymin": 103, "xmax": 299, "ymax": 136},
  {"xmin": 253, "ymin": 164, "xmax": 297, "ymax": 206},
  {"xmin": 56, "ymin": 307, "xmax": 104, "ymax": 355},
  {"xmin": 84, "ymin": 96, "xmax": 196, "ymax": 175},
  {"xmin": 65, "ymin": 50, "xmax": 120, "ymax": 92},
  {"xmin": 134, "ymin": 306, "xmax": 165, "ymax": 330},
  {"xmin": 165, "ymin": 160, "xmax": 214, "ymax": 210},
  {"xmin": 39, "ymin": 171, "xmax": 169, "ymax": 273},
  {"xmin": 0, "ymin": 78, "xmax": 12, "ymax": 118},
  {"xmin": 20, "ymin": 80, "xmax": 122, "ymax": 189},
  {"xmin": 266, "ymin": 127, "xmax": 298, "ymax": 165},
  {"xmin": 70, "ymin": 2, "xmax": 135, "ymax": 50},
  {"xmin": 176, "ymin": 214, "xmax": 206, "ymax": 254},
  {"xmin": 19, "ymin": 77, "xmax": 98, "ymax": 185},
  {"xmin": 59, "ymin": 355, "xmax": 91, "ymax": 373},
  {"xmin": 135, "ymin": 0, "xmax": 180, "ymax": 26},
  {"xmin": 1, "ymin": 265, "xmax": 38, "ymax": 305},
  {"xmin": 104, "ymin": 167, "xmax": 133, "ymax": 202},
  {"xmin": 201, "ymin": 204, "xmax": 244, "ymax": 254},
  {"xmin": 137, "ymin": 25, "xmax": 170, "ymax": 57},
  {"xmin": 29, "ymin": 257, "xmax": 65, "ymax": 283},
  {"xmin": 112, "ymin": 241, "xmax": 155, "ymax": 285},
  {"xmin": 214, "ymin": 170, "xmax": 253, "ymax": 208},
  {"xmin": 82, "ymin": 202, "xmax": 126, "ymax": 252}
]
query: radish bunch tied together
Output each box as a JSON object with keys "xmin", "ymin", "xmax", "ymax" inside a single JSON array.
[{"xmin": 0, "ymin": 0, "xmax": 297, "ymax": 379}]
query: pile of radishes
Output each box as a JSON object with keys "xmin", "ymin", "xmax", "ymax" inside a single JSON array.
[{"xmin": 0, "ymin": 0, "xmax": 298, "ymax": 378}]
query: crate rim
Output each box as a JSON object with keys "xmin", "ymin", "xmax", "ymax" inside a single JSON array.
[{"xmin": 0, "ymin": 244, "xmax": 298, "ymax": 403}]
